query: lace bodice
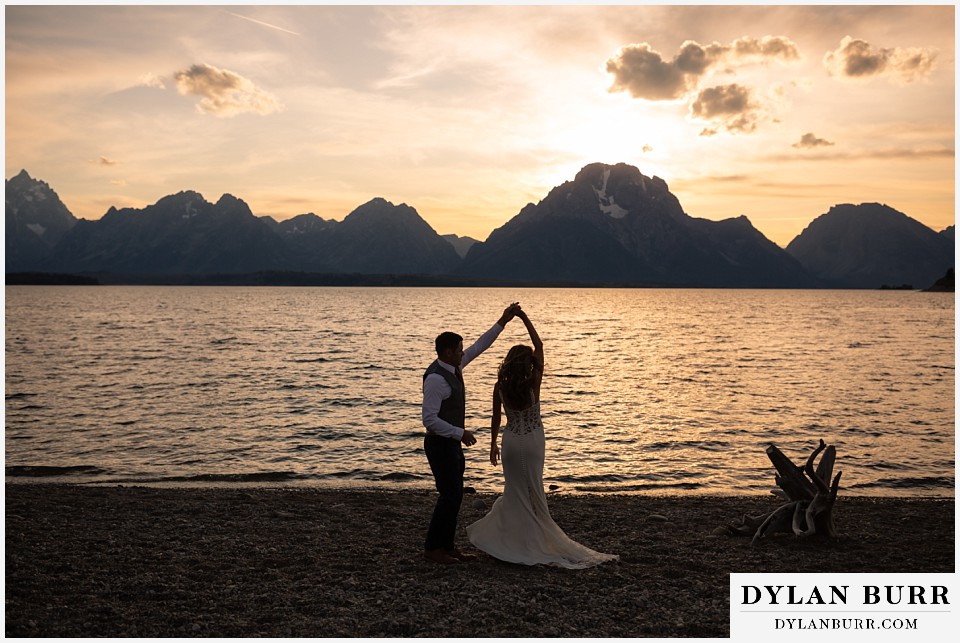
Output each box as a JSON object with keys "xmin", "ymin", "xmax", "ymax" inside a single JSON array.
[{"xmin": 503, "ymin": 400, "xmax": 542, "ymax": 436}]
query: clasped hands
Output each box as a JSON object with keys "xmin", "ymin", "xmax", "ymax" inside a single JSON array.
[{"xmin": 498, "ymin": 302, "xmax": 522, "ymax": 326}]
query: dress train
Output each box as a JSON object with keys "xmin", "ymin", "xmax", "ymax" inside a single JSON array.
[{"xmin": 467, "ymin": 399, "xmax": 618, "ymax": 569}]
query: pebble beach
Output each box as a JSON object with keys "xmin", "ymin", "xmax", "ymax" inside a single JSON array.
[{"xmin": 4, "ymin": 484, "xmax": 955, "ymax": 638}]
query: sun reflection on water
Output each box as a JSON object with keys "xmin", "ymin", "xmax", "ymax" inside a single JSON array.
[{"xmin": 4, "ymin": 286, "xmax": 955, "ymax": 496}]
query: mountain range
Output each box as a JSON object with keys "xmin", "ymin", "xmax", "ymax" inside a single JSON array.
[{"xmin": 5, "ymin": 165, "xmax": 954, "ymax": 289}]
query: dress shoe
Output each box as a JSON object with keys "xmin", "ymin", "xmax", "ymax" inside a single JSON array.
[{"xmin": 424, "ymin": 549, "xmax": 460, "ymax": 564}]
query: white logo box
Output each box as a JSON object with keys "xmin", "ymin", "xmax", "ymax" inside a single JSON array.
[{"xmin": 730, "ymin": 573, "xmax": 956, "ymax": 641}]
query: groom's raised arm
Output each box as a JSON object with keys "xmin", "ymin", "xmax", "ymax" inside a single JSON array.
[{"xmin": 461, "ymin": 303, "xmax": 519, "ymax": 369}]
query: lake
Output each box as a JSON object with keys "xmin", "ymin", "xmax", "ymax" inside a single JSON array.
[{"xmin": 4, "ymin": 286, "xmax": 954, "ymax": 497}]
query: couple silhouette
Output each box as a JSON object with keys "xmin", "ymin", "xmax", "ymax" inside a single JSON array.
[{"xmin": 421, "ymin": 302, "xmax": 617, "ymax": 568}]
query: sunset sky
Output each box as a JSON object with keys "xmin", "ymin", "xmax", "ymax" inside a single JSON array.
[{"xmin": 4, "ymin": 3, "xmax": 955, "ymax": 247}]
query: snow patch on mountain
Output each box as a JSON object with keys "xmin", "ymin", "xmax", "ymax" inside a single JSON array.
[
  {"xmin": 600, "ymin": 200, "xmax": 629, "ymax": 219},
  {"xmin": 593, "ymin": 167, "xmax": 628, "ymax": 219},
  {"xmin": 26, "ymin": 223, "xmax": 46, "ymax": 237},
  {"xmin": 182, "ymin": 200, "xmax": 200, "ymax": 219},
  {"xmin": 20, "ymin": 186, "xmax": 49, "ymax": 204}
]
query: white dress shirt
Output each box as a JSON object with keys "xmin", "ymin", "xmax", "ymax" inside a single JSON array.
[{"xmin": 422, "ymin": 323, "xmax": 504, "ymax": 440}]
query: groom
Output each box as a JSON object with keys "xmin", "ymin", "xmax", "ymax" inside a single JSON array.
[{"xmin": 421, "ymin": 302, "xmax": 520, "ymax": 564}]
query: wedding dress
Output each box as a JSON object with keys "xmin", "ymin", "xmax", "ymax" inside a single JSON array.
[{"xmin": 466, "ymin": 394, "xmax": 618, "ymax": 568}]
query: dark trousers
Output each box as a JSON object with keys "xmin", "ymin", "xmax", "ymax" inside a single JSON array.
[{"xmin": 423, "ymin": 433, "xmax": 465, "ymax": 551}]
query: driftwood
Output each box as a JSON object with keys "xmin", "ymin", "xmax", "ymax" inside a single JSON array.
[{"xmin": 726, "ymin": 439, "xmax": 842, "ymax": 545}]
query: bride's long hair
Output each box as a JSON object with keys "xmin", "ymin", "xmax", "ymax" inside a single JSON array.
[{"xmin": 498, "ymin": 344, "xmax": 538, "ymax": 409}]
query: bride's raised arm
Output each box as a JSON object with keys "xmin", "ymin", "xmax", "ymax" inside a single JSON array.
[{"xmin": 517, "ymin": 309, "xmax": 544, "ymax": 370}]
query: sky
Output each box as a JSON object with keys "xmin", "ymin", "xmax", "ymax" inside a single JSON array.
[{"xmin": 4, "ymin": 3, "xmax": 956, "ymax": 247}]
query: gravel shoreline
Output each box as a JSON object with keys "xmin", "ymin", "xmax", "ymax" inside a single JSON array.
[{"xmin": 4, "ymin": 484, "xmax": 954, "ymax": 638}]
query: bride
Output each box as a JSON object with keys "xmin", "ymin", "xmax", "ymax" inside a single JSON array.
[{"xmin": 466, "ymin": 308, "xmax": 618, "ymax": 568}]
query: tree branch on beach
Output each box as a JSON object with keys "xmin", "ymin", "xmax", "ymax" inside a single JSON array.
[{"xmin": 724, "ymin": 439, "xmax": 842, "ymax": 545}]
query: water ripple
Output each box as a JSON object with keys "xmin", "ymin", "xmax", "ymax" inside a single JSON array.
[{"xmin": 4, "ymin": 286, "xmax": 954, "ymax": 497}]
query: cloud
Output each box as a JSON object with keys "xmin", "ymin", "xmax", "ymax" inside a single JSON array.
[
  {"xmin": 709, "ymin": 174, "xmax": 751, "ymax": 183},
  {"xmin": 690, "ymin": 84, "xmax": 763, "ymax": 134},
  {"xmin": 605, "ymin": 43, "xmax": 692, "ymax": 100},
  {"xmin": 173, "ymin": 63, "xmax": 282, "ymax": 117},
  {"xmin": 606, "ymin": 36, "xmax": 799, "ymax": 101},
  {"xmin": 139, "ymin": 73, "xmax": 166, "ymax": 89},
  {"xmin": 823, "ymin": 36, "xmax": 937, "ymax": 82},
  {"xmin": 793, "ymin": 133, "xmax": 834, "ymax": 149},
  {"xmin": 763, "ymin": 146, "xmax": 954, "ymax": 163},
  {"xmin": 730, "ymin": 36, "xmax": 801, "ymax": 63},
  {"xmin": 89, "ymin": 156, "xmax": 119, "ymax": 166}
]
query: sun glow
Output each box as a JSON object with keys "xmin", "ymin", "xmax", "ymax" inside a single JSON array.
[
  {"xmin": 528, "ymin": 94, "xmax": 695, "ymax": 194},
  {"xmin": 4, "ymin": 5, "xmax": 953, "ymax": 245}
]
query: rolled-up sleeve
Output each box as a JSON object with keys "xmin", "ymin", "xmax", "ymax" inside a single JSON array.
[{"xmin": 422, "ymin": 373, "xmax": 463, "ymax": 440}]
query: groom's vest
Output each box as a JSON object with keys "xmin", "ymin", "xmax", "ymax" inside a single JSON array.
[{"xmin": 423, "ymin": 360, "xmax": 465, "ymax": 431}]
